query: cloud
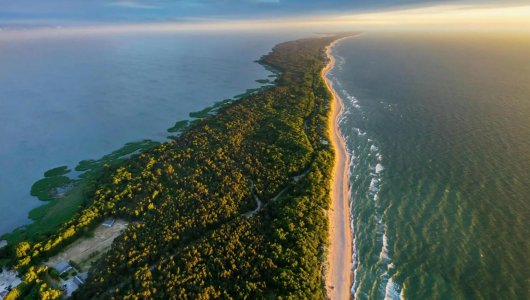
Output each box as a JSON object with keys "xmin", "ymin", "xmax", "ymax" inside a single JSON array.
[
  {"xmin": 107, "ymin": 1, "xmax": 161, "ymax": 9},
  {"xmin": 1, "ymin": 1, "xmax": 529, "ymax": 37}
]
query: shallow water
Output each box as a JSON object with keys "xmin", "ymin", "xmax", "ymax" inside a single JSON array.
[
  {"xmin": 329, "ymin": 32, "xmax": 530, "ymax": 299},
  {"xmin": 0, "ymin": 31, "xmax": 297, "ymax": 234}
]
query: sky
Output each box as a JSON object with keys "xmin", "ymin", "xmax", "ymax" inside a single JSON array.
[
  {"xmin": 0, "ymin": 0, "xmax": 521, "ymax": 24},
  {"xmin": 0, "ymin": 0, "xmax": 529, "ymax": 32}
]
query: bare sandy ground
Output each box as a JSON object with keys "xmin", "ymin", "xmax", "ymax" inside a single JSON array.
[
  {"xmin": 324, "ymin": 37, "xmax": 354, "ymax": 300},
  {"xmin": 45, "ymin": 219, "xmax": 128, "ymax": 270}
]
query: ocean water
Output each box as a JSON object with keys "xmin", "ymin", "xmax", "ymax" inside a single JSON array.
[
  {"xmin": 328, "ymin": 33, "xmax": 530, "ymax": 299},
  {"xmin": 0, "ymin": 31, "xmax": 297, "ymax": 234}
]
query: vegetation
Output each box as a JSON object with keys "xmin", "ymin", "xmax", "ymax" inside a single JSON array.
[
  {"xmin": 75, "ymin": 140, "xmax": 160, "ymax": 173},
  {"xmin": 167, "ymin": 120, "xmax": 190, "ymax": 133},
  {"xmin": 30, "ymin": 176, "xmax": 73, "ymax": 201},
  {"xmin": 2, "ymin": 140, "xmax": 159, "ymax": 245},
  {"xmin": 255, "ymin": 79, "xmax": 271, "ymax": 84},
  {"xmin": 29, "ymin": 165, "xmax": 72, "ymax": 202},
  {"xmin": 5, "ymin": 34, "xmax": 349, "ymax": 299},
  {"xmin": 188, "ymin": 99, "xmax": 234, "ymax": 119},
  {"xmin": 9, "ymin": 181, "xmax": 91, "ymax": 245},
  {"xmin": 43, "ymin": 166, "xmax": 71, "ymax": 178}
]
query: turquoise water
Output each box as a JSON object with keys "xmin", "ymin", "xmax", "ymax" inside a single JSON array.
[
  {"xmin": 329, "ymin": 33, "xmax": 530, "ymax": 299},
  {"xmin": 0, "ymin": 31, "xmax": 298, "ymax": 234}
]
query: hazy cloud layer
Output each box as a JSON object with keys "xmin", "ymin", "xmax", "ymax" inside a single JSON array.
[{"xmin": 0, "ymin": 0, "xmax": 524, "ymax": 26}]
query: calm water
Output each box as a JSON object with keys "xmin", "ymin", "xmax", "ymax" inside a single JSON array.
[
  {"xmin": 0, "ymin": 31, "xmax": 297, "ymax": 234},
  {"xmin": 329, "ymin": 33, "xmax": 530, "ymax": 299}
]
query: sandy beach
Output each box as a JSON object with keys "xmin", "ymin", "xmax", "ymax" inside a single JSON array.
[{"xmin": 323, "ymin": 37, "xmax": 353, "ymax": 300}]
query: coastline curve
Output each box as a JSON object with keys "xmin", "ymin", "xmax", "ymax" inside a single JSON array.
[{"xmin": 324, "ymin": 36, "xmax": 355, "ymax": 300}]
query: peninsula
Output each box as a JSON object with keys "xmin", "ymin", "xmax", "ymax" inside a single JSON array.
[{"xmin": 1, "ymin": 34, "xmax": 355, "ymax": 299}]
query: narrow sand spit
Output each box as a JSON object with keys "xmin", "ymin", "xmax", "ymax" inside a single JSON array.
[{"xmin": 323, "ymin": 37, "xmax": 353, "ymax": 300}]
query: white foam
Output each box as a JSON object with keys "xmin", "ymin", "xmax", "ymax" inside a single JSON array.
[
  {"xmin": 384, "ymin": 278, "xmax": 402, "ymax": 300},
  {"xmin": 335, "ymin": 55, "xmax": 345, "ymax": 71},
  {"xmin": 337, "ymin": 85, "xmax": 362, "ymax": 110},
  {"xmin": 353, "ymin": 127, "xmax": 366, "ymax": 136},
  {"xmin": 379, "ymin": 231, "xmax": 390, "ymax": 261},
  {"xmin": 349, "ymin": 154, "xmax": 355, "ymax": 168},
  {"xmin": 347, "ymin": 95, "xmax": 361, "ymax": 109},
  {"xmin": 369, "ymin": 178, "xmax": 379, "ymax": 193}
]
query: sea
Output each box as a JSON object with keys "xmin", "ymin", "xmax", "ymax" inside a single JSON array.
[
  {"xmin": 0, "ymin": 30, "xmax": 299, "ymax": 234},
  {"xmin": 1, "ymin": 29, "xmax": 529, "ymax": 299},
  {"xmin": 328, "ymin": 32, "xmax": 530, "ymax": 299}
]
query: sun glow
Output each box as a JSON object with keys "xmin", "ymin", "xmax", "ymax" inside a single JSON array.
[
  {"xmin": 322, "ymin": 3, "xmax": 530, "ymax": 30},
  {"xmin": 1, "ymin": 2, "xmax": 529, "ymax": 40}
]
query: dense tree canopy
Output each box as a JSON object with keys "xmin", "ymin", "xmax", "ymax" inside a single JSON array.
[{"xmin": 7, "ymin": 34, "xmax": 348, "ymax": 299}]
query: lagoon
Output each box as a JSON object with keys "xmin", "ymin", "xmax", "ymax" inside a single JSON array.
[{"xmin": 0, "ymin": 31, "xmax": 295, "ymax": 234}]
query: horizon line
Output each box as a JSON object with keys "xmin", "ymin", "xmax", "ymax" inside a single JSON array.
[{"xmin": 1, "ymin": 3, "xmax": 529, "ymax": 40}]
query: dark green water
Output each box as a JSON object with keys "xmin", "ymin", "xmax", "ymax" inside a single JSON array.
[{"xmin": 328, "ymin": 33, "xmax": 530, "ymax": 299}]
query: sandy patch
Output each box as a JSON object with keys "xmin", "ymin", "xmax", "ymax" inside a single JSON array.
[{"xmin": 45, "ymin": 219, "xmax": 127, "ymax": 270}]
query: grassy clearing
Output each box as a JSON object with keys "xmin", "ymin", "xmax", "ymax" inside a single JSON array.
[
  {"xmin": 3, "ymin": 181, "xmax": 91, "ymax": 245},
  {"xmin": 4, "ymin": 140, "xmax": 157, "ymax": 244}
]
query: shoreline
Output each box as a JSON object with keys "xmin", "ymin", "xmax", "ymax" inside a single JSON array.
[
  {"xmin": 323, "ymin": 37, "xmax": 354, "ymax": 299},
  {"xmin": 3, "ymin": 35, "xmax": 355, "ymax": 299}
]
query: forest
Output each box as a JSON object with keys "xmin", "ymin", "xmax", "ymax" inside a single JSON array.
[{"xmin": 3, "ymin": 33, "xmax": 349, "ymax": 299}]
